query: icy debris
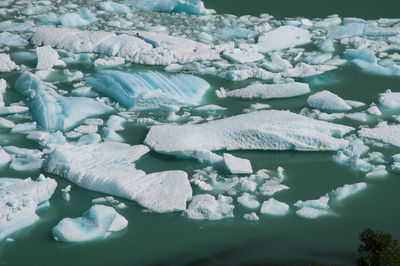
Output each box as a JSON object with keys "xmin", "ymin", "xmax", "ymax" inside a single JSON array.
[
  {"xmin": 345, "ymin": 100, "xmax": 366, "ymax": 108},
  {"xmin": 0, "ymin": 106, "xmax": 29, "ymax": 115},
  {"xmin": 257, "ymin": 26, "xmax": 312, "ymax": 52},
  {"xmin": 87, "ymin": 70, "xmax": 210, "ymax": 109},
  {"xmin": 260, "ymin": 198, "xmax": 289, "ymax": 216},
  {"xmin": 36, "ymin": 46, "xmax": 59, "ymax": 70},
  {"xmin": 0, "ymin": 148, "xmax": 10, "ymax": 166},
  {"xmin": 15, "ymin": 73, "xmax": 112, "ymax": 131},
  {"xmin": 99, "ymin": 2, "xmax": 130, "ymax": 14},
  {"xmin": 192, "ymin": 105, "xmax": 226, "ymax": 115},
  {"xmin": 60, "ymin": 8, "xmax": 96, "ymax": 28},
  {"xmin": 131, "ymin": 0, "xmax": 212, "ymax": 15},
  {"xmin": 318, "ymin": 39, "xmax": 335, "ymax": 53},
  {"xmin": 222, "ymin": 48, "xmax": 264, "ymax": 64},
  {"xmin": 102, "ymin": 127, "xmax": 123, "ymax": 142},
  {"xmin": 0, "ymin": 32, "xmax": 28, "ymax": 47},
  {"xmin": 345, "ymin": 112, "xmax": 369, "ymax": 123},
  {"xmin": 295, "ymin": 194, "xmax": 330, "ymax": 219},
  {"xmin": 44, "ymin": 142, "xmax": 192, "ymax": 213},
  {"xmin": 262, "ymin": 54, "xmax": 292, "ymax": 72},
  {"xmin": 106, "ymin": 115, "xmax": 125, "ymax": 131},
  {"xmin": 9, "ymin": 157, "xmax": 44, "ymax": 171},
  {"xmin": 94, "ymin": 57, "xmax": 125, "ymax": 68},
  {"xmin": 284, "ymin": 63, "xmax": 337, "ymax": 78},
  {"xmin": 0, "ymin": 79, "xmax": 6, "ymax": 106},
  {"xmin": 378, "ymin": 89, "xmax": 400, "ymax": 109},
  {"xmin": 222, "ymin": 153, "xmax": 253, "ymax": 174},
  {"xmin": 332, "ymin": 183, "xmax": 367, "ymax": 200},
  {"xmin": 0, "ymin": 54, "xmax": 18, "ymax": 72},
  {"xmin": 61, "ymin": 185, "xmax": 71, "ymax": 202},
  {"xmin": 222, "ymin": 82, "xmax": 310, "ymax": 100},
  {"xmin": 366, "ymin": 165, "xmax": 388, "ymax": 179},
  {"xmin": 366, "ymin": 104, "xmax": 382, "ymax": 116},
  {"xmin": 11, "ymin": 122, "xmax": 36, "ymax": 133},
  {"xmin": 359, "ymin": 125, "xmax": 400, "ymax": 148},
  {"xmin": 184, "ymin": 194, "xmax": 234, "ymax": 221},
  {"xmin": 333, "ymin": 151, "xmax": 373, "ymax": 172},
  {"xmin": 77, "ymin": 133, "xmax": 101, "ymax": 146},
  {"xmin": 144, "ymin": 110, "xmax": 353, "ymax": 157},
  {"xmin": 52, "ymin": 205, "xmax": 127, "ymax": 243},
  {"xmin": 0, "ymin": 175, "xmax": 57, "ymax": 240},
  {"xmin": 243, "ymin": 212, "xmax": 259, "ymax": 221},
  {"xmin": 307, "ymin": 90, "xmax": 352, "ymax": 112},
  {"xmin": 237, "ymin": 193, "xmax": 259, "ymax": 209}
]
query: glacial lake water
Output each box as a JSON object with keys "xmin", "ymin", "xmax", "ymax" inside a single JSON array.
[{"xmin": 1, "ymin": 0, "xmax": 400, "ymax": 266}]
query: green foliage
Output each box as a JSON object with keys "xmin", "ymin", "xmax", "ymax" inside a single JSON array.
[{"xmin": 357, "ymin": 228, "xmax": 400, "ymax": 266}]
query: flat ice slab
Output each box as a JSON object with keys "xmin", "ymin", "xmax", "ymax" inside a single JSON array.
[
  {"xmin": 184, "ymin": 194, "xmax": 234, "ymax": 220},
  {"xmin": 52, "ymin": 205, "xmax": 127, "ymax": 242},
  {"xmin": 44, "ymin": 142, "xmax": 192, "ymax": 213},
  {"xmin": 260, "ymin": 198, "xmax": 289, "ymax": 216},
  {"xmin": 144, "ymin": 110, "xmax": 353, "ymax": 157},
  {"xmin": 359, "ymin": 125, "xmax": 400, "ymax": 148},
  {"xmin": 332, "ymin": 182, "xmax": 367, "ymax": 200},
  {"xmin": 257, "ymin": 26, "xmax": 312, "ymax": 52},
  {"xmin": 87, "ymin": 70, "xmax": 210, "ymax": 109},
  {"xmin": 132, "ymin": 0, "xmax": 211, "ymax": 15},
  {"xmin": 0, "ymin": 175, "xmax": 57, "ymax": 240},
  {"xmin": 378, "ymin": 90, "xmax": 400, "ymax": 109},
  {"xmin": 222, "ymin": 82, "xmax": 310, "ymax": 100}
]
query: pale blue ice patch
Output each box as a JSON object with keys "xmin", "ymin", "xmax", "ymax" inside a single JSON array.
[
  {"xmin": 131, "ymin": 0, "xmax": 210, "ymax": 15},
  {"xmin": 0, "ymin": 32, "xmax": 28, "ymax": 47},
  {"xmin": 60, "ymin": 8, "xmax": 96, "ymax": 28}
]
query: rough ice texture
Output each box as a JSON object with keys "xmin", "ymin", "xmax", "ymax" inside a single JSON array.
[
  {"xmin": 260, "ymin": 198, "xmax": 289, "ymax": 216},
  {"xmin": 52, "ymin": 205, "xmax": 127, "ymax": 242},
  {"xmin": 307, "ymin": 90, "xmax": 352, "ymax": 112},
  {"xmin": 32, "ymin": 27, "xmax": 219, "ymax": 65},
  {"xmin": 44, "ymin": 142, "xmax": 192, "ymax": 213},
  {"xmin": 0, "ymin": 54, "xmax": 19, "ymax": 72},
  {"xmin": 222, "ymin": 153, "xmax": 253, "ymax": 174},
  {"xmin": 294, "ymin": 195, "xmax": 329, "ymax": 219},
  {"xmin": 87, "ymin": 70, "xmax": 210, "ymax": 109},
  {"xmin": 144, "ymin": 110, "xmax": 354, "ymax": 158},
  {"xmin": 184, "ymin": 194, "xmax": 234, "ymax": 220},
  {"xmin": 237, "ymin": 193, "xmax": 259, "ymax": 209},
  {"xmin": 15, "ymin": 73, "xmax": 112, "ymax": 131},
  {"xmin": 257, "ymin": 26, "xmax": 312, "ymax": 52},
  {"xmin": 332, "ymin": 182, "xmax": 367, "ymax": 200},
  {"xmin": 132, "ymin": 0, "xmax": 211, "ymax": 15},
  {"xmin": 359, "ymin": 125, "xmax": 400, "ymax": 148},
  {"xmin": 223, "ymin": 82, "xmax": 310, "ymax": 100},
  {"xmin": 0, "ymin": 175, "xmax": 57, "ymax": 240},
  {"xmin": 378, "ymin": 90, "xmax": 400, "ymax": 109},
  {"xmin": 60, "ymin": 8, "xmax": 96, "ymax": 28},
  {"xmin": 36, "ymin": 45, "xmax": 59, "ymax": 70},
  {"xmin": 222, "ymin": 48, "xmax": 264, "ymax": 64}
]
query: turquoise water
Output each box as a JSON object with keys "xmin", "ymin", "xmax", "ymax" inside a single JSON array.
[{"xmin": 1, "ymin": 1, "xmax": 400, "ymax": 266}]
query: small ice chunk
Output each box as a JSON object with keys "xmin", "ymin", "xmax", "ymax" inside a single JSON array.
[
  {"xmin": 257, "ymin": 26, "xmax": 311, "ymax": 52},
  {"xmin": 331, "ymin": 182, "xmax": 367, "ymax": 200},
  {"xmin": 262, "ymin": 54, "xmax": 292, "ymax": 73},
  {"xmin": 378, "ymin": 90, "xmax": 400, "ymax": 109},
  {"xmin": 60, "ymin": 8, "xmax": 96, "ymax": 28},
  {"xmin": 237, "ymin": 193, "xmax": 259, "ymax": 209},
  {"xmin": 11, "ymin": 122, "xmax": 37, "ymax": 133},
  {"xmin": 284, "ymin": 63, "xmax": 336, "ymax": 78},
  {"xmin": 222, "ymin": 48, "xmax": 264, "ymax": 64},
  {"xmin": 102, "ymin": 127, "xmax": 123, "ymax": 142},
  {"xmin": 106, "ymin": 115, "xmax": 126, "ymax": 131},
  {"xmin": 99, "ymin": 2, "xmax": 130, "ymax": 14},
  {"xmin": 366, "ymin": 165, "xmax": 388, "ymax": 179},
  {"xmin": 52, "ymin": 205, "xmax": 127, "ymax": 242},
  {"xmin": 366, "ymin": 105, "xmax": 382, "ymax": 116},
  {"xmin": 193, "ymin": 105, "xmax": 226, "ymax": 116},
  {"xmin": 243, "ymin": 212, "xmax": 259, "ymax": 221},
  {"xmin": 260, "ymin": 198, "xmax": 289, "ymax": 216},
  {"xmin": 295, "ymin": 194, "xmax": 329, "ymax": 219},
  {"xmin": 307, "ymin": 90, "xmax": 352, "ymax": 112},
  {"xmin": 184, "ymin": 194, "xmax": 234, "ymax": 221},
  {"xmin": 345, "ymin": 112, "xmax": 369, "ymax": 122},
  {"xmin": 0, "ymin": 54, "xmax": 19, "ymax": 72},
  {"xmin": 346, "ymin": 100, "xmax": 366, "ymax": 108},
  {"xmin": 94, "ymin": 57, "xmax": 125, "ymax": 68},
  {"xmin": 0, "ymin": 117, "xmax": 15, "ymax": 128},
  {"xmin": 0, "ymin": 147, "xmax": 10, "ymax": 166},
  {"xmin": 36, "ymin": 46, "xmax": 59, "ymax": 70},
  {"xmin": 222, "ymin": 153, "xmax": 253, "ymax": 174},
  {"xmin": 9, "ymin": 156, "xmax": 44, "ymax": 171},
  {"xmin": 131, "ymin": 0, "xmax": 211, "ymax": 15},
  {"xmin": 77, "ymin": 133, "xmax": 101, "ymax": 146}
]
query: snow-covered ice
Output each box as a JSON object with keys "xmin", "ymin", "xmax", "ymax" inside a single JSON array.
[
  {"xmin": 260, "ymin": 198, "xmax": 289, "ymax": 216},
  {"xmin": 359, "ymin": 125, "xmax": 400, "ymax": 148},
  {"xmin": 257, "ymin": 26, "xmax": 312, "ymax": 52},
  {"xmin": 184, "ymin": 194, "xmax": 234, "ymax": 220},
  {"xmin": 0, "ymin": 54, "xmax": 18, "ymax": 72},
  {"xmin": 307, "ymin": 90, "xmax": 352, "ymax": 112},
  {"xmin": 36, "ymin": 46, "xmax": 59, "ymax": 70},
  {"xmin": 237, "ymin": 193, "xmax": 259, "ymax": 209},
  {"xmin": 331, "ymin": 183, "xmax": 367, "ymax": 200}
]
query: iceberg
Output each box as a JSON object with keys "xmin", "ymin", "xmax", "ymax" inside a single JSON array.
[
  {"xmin": 15, "ymin": 73, "xmax": 113, "ymax": 131},
  {"xmin": 131, "ymin": 0, "xmax": 212, "ymax": 15},
  {"xmin": 257, "ymin": 26, "xmax": 312, "ymax": 53},
  {"xmin": 144, "ymin": 110, "xmax": 354, "ymax": 157},
  {"xmin": 378, "ymin": 90, "xmax": 400, "ymax": 109},
  {"xmin": 221, "ymin": 82, "xmax": 310, "ymax": 100},
  {"xmin": 0, "ymin": 175, "xmax": 57, "ymax": 240},
  {"xmin": 184, "ymin": 194, "xmax": 234, "ymax": 220},
  {"xmin": 52, "ymin": 205, "xmax": 127, "ymax": 242},
  {"xmin": 44, "ymin": 142, "xmax": 192, "ymax": 213},
  {"xmin": 295, "ymin": 194, "xmax": 330, "ymax": 219},
  {"xmin": 307, "ymin": 90, "xmax": 352, "ymax": 112},
  {"xmin": 260, "ymin": 198, "xmax": 289, "ymax": 216},
  {"xmin": 0, "ymin": 54, "xmax": 18, "ymax": 72},
  {"xmin": 359, "ymin": 125, "xmax": 400, "ymax": 148},
  {"xmin": 331, "ymin": 183, "xmax": 367, "ymax": 200},
  {"xmin": 237, "ymin": 193, "xmax": 259, "ymax": 209},
  {"xmin": 87, "ymin": 70, "xmax": 210, "ymax": 109}
]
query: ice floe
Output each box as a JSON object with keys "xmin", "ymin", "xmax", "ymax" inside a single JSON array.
[
  {"xmin": 307, "ymin": 90, "xmax": 352, "ymax": 112},
  {"xmin": 257, "ymin": 26, "xmax": 311, "ymax": 52},
  {"xmin": 359, "ymin": 125, "xmax": 400, "ymax": 148},
  {"xmin": 260, "ymin": 198, "xmax": 289, "ymax": 216},
  {"xmin": 0, "ymin": 54, "xmax": 18, "ymax": 72},
  {"xmin": 184, "ymin": 194, "xmax": 234, "ymax": 220}
]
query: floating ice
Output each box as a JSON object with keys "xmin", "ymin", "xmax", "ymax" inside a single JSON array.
[
  {"xmin": 0, "ymin": 175, "xmax": 57, "ymax": 240},
  {"xmin": 366, "ymin": 165, "xmax": 388, "ymax": 179},
  {"xmin": 106, "ymin": 115, "xmax": 125, "ymax": 131},
  {"xmin": 0, "ymin": 32, "xmax": 28, "ymax": 47},
  {"xmin": 222, "ymin": 48, "xmax": 264, "ymax": 64},
  {"xmin": 61, "ymin": 185, "xmax": 71, "ymax": 202},
  {"xmin": 15, "ymin": 73, "xmax": 112, "ymax": 131},
  {"xmin": 192, "ymin": 105, "xmax": 226, "ymax": 115},
  {"xmin": 184, "ymin": 194, "xmax": 234, "ymax": 220},
  {"xmin": 131, "ymin": 0, "xmax": 212, "ymax": 15},
  {"xmin": 221, "ymin": 82, "xmax": 310, "ymax": 100},
  {"xmin": 222, "ymin": 153, "xmax": 253, "ymax": 174},
  {"xmin": 11, "ymin": 122, "xmax": 37, "ymax": 133},
  {"xmin": 332, "ymin": 182, "xmax": 367, "ymax": 200},
  {"xmin": 359, "ymin": 125, "xmax": 400, "ymax": 148},
  {"xmin": 102, "ymin": 127, "xmax": 123, "ymax": 142},
  {"xmin": 284, "ymin": 63, "xmax": 337, "ymax": 78},
  {"xmin": 77, "ymin": 133, "xmax": 101, "ymax": 146},
  {"xmin": 0, "ymin": 54, "xmax": 18, "ymax": 72},
  {"xmin": 144, "ymin": 110, "xmax": 353, "ymax": 157},
  {"xmin": 260, "ymin": 198, "xmax": 289, "ymax": 216},
  {"xmin": 262, "ymin": 54, "xmax": 292, "ymax": 73},
  {"xmin": 87, "ymin": 70, "xmax": 210, "ymax": 109},
  {"xmin": 36, "ymin": 46, "xmax": 59, "ymax": 70},
  {"xmin": 345, "ymin": 112, "xmax": 369, "ymax": 123},
  {"xmin": 60, "ymin": 8, "xmax": 96, "ymax": 28},
  {"xmin": 307, "ymin": 90, "xmax": 352, "ymax": 112},
  {"xmin": 366, "ymin": 105, "xmax": 382, "ymax": 116},
  {"xmin": 257, "ymin": 26, "xmax": 312, "ymax": 53},
  {"xmin": 9, "ymin": 156, "xmax": 44, "ymax": 171},
  {"xmin": 237, "ymin": 193, "xmax": 259, "ymax": 209},
  {"xmin": 295, "ymin": 194, "xmax": 329, "ymax": 219},
  {"xmin": 94, "ymin": 57, "xmax": 125, "ymax": 68},
  {"xmin": 99, "ymin": 2, "xmax": 131, "ymax": 14},
  {"xmin": 52, "ymin": 205, "xmax": 127, "ymax": 242},
  {"xmin": 378, "ymin": 90, "xmax": 400, "ymax": 109},
  {"xmin": 0, "ymin": 148, "xmax": 10, "ymax": 166},
  {"xmin": 243, "ymin": 212, "xmax": 259, "ymax": 221},
  {"xmin": 44, "ymin": 142, "xmax": 192, "ymax": 213}
]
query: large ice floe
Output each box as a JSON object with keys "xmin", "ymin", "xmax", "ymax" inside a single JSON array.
[
  {"xmin": 0, "ymin": 175, "xmax": 57, "ymax": 240},
  {"xmin": 44, "ymin": 142, "xmax": 192, "ymax": 213},
  {"xmin": 359, "ymin": 125, "xmax": 400, "ymax": 148},
  {"xmin": 144, "ymin": 110, "xmax": 354, "ymax": 157},
  {"xmin": 14, "ymin": 72, "xmax": 112, "ymax": 131},
  {"xmin": 52, "ymin": 205, "xmax": 127, "ymax": 242},
  {"xmin": 86, "ymin": 70, "xmax": 210, "ymax": 109}
]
